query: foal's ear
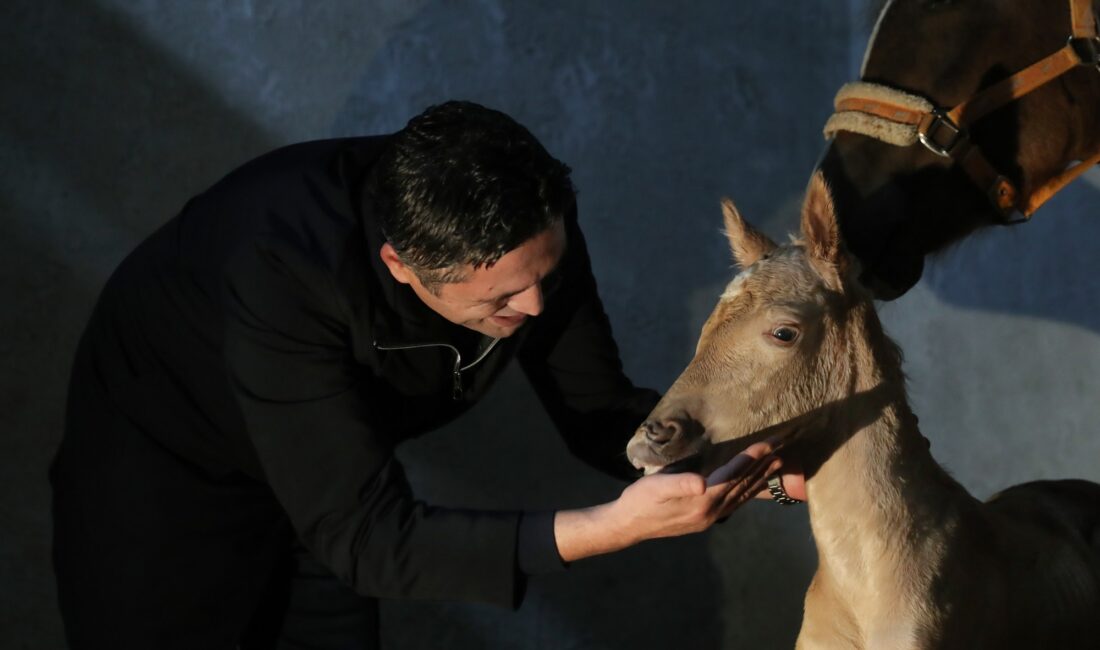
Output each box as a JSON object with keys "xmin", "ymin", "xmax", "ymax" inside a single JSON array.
[
  {"xmin": 800, "ymin": 172, "xmax": 848, "ymax": 281},
  {"xmin": 721, "ymin": 197, "xmax": 776, "ymax": 269}
]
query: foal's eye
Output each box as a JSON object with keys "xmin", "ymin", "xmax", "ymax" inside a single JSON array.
[{"xmin": 770, "ymin": 326, "xmax": 799, "ymax": 344}]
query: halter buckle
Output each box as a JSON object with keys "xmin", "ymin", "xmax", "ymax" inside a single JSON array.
[
  {"xmin": 1069, "ymin": 35, "xmax": 1100, "ymax": 70},
  {"xmin": 918, "ymin": 109, "xmax": 966, "ymax": 158}
]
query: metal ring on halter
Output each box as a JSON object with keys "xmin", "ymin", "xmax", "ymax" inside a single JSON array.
[
  {"xmin": 917, "ymin": 109, "xmax": 965, "ymax": 158},
  {"xmin": 767, "ymin": 475, "xmax": 804, "ymax": 506},
  {"xmin": 1068, "ymin": 34, "xmax": 1100, "ymax": 70}
]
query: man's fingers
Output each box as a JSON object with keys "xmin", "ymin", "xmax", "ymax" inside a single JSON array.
[
  {"xmin": 643, "ymin": 440, "xmax": 783, "ymax": 505},
  {"xmin": 705, "ymin": 452, "xmax": 755, "ymax": 487},
  {"xmin": 713, "ymin": 458, "xmax": 782, "ymax": 516},
  {"xmin": 705, "ymin": 438, "xmax": 781, "ymax": 487},
  {"xmin": 707, "ymin": 452, "xmax": 780, "ymax": 492},
  {"xmin": 745, "ymin": 438, "xmax": 780, "ymax": 456},
  {"xmin": 716, "ymin": 474, "xmax": 771, "ymax": 518},
  {"xmin": 775, "ymin": 470, "xmax": 807, "ymax": 501}
]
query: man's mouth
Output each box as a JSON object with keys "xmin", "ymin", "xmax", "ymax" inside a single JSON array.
[{"xmin": 490, "ymin": 313, "xmax": 527, "ymax": 328}]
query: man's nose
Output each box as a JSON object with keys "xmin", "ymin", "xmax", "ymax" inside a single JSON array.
[{"xmin": 507, "ymin": 283, "xmax": 544, "ymax": 317}]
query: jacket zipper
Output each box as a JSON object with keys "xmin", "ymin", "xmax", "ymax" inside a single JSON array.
[{"xmin": 373, "ymin": 337, "xmax": 502, "ymax": 400}]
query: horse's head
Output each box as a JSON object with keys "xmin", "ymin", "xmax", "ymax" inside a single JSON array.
[
  {"xmin": 627, "ymin": 174, "xmax": 894, "ymax": 476},
  {"xmin": 821, "ymin": 0, "xmax": 1100, "ymax": 299}
]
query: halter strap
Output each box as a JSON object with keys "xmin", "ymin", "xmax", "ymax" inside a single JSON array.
[
  {"xmin": 1074, "ymin": 0, "xmax": 1100, "ymax": 37},
  {"xmin": 825, "ymin": 0, "xmax": 1100, "ymax": 222},
  {"xmin": 1022, "ymin": 149, "xmax": 1100, "ymax": 215},
  {"xmin": 946, "ymin": 44, "xmax": 1085, "ymax": 128}
]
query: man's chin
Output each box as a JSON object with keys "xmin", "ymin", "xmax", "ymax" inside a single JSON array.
[
  {"xmin": 463, "ymin": 318, "xmax": 523, "ymax": 339},
  {"xmin": 479, "ymin": 315, "xmax": 527, "ymax": 337}
]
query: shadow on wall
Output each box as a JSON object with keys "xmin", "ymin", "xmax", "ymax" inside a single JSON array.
[
  {"xmin": 1, "ymin": 0, "xmax": 276, "ymax": 647},
  {"xmin": 0, "ymin": 0, "xmax": 278, "ymax": 298},
  {"xmin": 922, "ymin": 180, "xmax": 1100, "ymax": 333}
]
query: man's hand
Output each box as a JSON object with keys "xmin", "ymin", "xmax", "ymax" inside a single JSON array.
[{"xmin": 554, "ymin": 441, "xmax": 780, "ymax": 563}]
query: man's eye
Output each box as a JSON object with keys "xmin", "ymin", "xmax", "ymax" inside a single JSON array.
[{"xmin": 541, "ymin": 269, "xmax": 564, "ymax": 295}]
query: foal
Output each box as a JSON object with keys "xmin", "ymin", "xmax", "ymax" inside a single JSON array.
[{"xmin": 626, "ymin": 174, "xmax": 1100, "ymax": 649}]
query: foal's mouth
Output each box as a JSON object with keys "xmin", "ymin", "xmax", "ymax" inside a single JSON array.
[
  {"xmin": 626, "ymin": 443, "xmax": 682, "ymax": 475},
  {"xmin": 626, "ymin": 435, "xmax": 715, "ymax": 476}
]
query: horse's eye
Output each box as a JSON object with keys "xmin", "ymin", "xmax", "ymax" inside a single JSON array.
[{"xmin": 771, "ymin": 326, "xmax": 799, "ymax": 343}]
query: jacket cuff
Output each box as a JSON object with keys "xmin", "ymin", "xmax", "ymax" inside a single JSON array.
[{"xmin": 517, "ymin": 511, "xmax": 566, "ymax": 576}]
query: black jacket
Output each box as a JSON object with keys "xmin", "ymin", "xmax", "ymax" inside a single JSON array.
[{"xmin": 76, "ymin": 136, "xmax": 658, "ymax": 607}]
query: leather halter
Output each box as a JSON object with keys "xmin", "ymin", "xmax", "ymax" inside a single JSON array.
[{"xmin": 825, "ymin": 0, "xmax": 1100, "ymax": 224}]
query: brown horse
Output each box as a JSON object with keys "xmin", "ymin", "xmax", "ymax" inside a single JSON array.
[
  {"xmin": 820, "ymin": 0, "xmax": 1100, "ymax": 299},
  {"xmin": 625, "ymin": 175, "xmax": 1100, "ymax": 649}
]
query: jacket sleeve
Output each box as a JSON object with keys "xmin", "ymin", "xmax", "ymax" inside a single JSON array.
[
  {"xmin": 517, "ymin": 218, "xmax": 661, "ymax": 481},
  {"xmin": 221, "ymin": 236, "xmax": 522, "ymax": 607}
]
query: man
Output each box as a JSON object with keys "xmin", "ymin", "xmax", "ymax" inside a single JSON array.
[{"xmin": 50, "ymin": 101, "xmax": 791, "ymax": 649}]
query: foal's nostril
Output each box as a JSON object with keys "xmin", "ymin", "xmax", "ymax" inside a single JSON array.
[{"xmin": 643, "ymin": 419, "xmax": 681, "ymax": 445}]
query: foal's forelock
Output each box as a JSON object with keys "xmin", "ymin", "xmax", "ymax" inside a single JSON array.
[{"xmin": 719, "ymin": 267, "xmax": 755, "ymax": 301}]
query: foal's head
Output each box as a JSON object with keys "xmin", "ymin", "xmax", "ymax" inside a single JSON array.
[
  {"xmin": 821, "ymin": 0, "xmax": 1100, "ymax": 299},
  {"xmin": 627, "ymin": 174, "xmax": 902, "ymax": 476}
]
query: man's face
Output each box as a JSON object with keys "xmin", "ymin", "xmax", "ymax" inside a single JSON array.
[{"xmin": 381, "ymin": 220, "xmax": 567, "ymax": 338}]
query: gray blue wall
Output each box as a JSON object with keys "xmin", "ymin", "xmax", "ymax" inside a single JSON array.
[{"xmin": 3, "ymin": 1, "xmax": 1098, "ymax": 647}]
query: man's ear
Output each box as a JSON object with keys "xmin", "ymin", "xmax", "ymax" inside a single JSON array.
[
  {"xmin": 379, "ymin": 242, "xmax": 414, "ymax": 285},
  {"xmin": 721, "ymin": 197, "xmax": 776, "ymax": 269}
]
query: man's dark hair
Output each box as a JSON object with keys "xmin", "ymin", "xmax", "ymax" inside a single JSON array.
[{"xmin": 370, "ymin": 100, "xmax": 575, "ymax": 290}]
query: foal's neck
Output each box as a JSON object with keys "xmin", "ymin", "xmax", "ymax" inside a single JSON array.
[
  {"xmin": 803, "ymin": 357, "xmax": 972, "ymax": 609},
  {"xmin": 809, "ymin": 394, "xmax": 956, "ymax": 538}
]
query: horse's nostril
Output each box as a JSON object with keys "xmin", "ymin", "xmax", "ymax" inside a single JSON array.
[{"xmin": 643, "ymin": 419, "xmax": 681, "ymax": 444}]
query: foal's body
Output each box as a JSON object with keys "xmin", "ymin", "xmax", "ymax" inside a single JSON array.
[
  {"xmin": 797, "ymin": 401, "xmax": 1100, "ymax": 648},
  {"xmin": 625, "ymin": 176, "xmax": 1100, "ymax": 648}
]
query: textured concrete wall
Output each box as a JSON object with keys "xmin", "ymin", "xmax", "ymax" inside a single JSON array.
[{"xmin": 3, "ymin": 1, "xmax": 1098, "ymax": 648}]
